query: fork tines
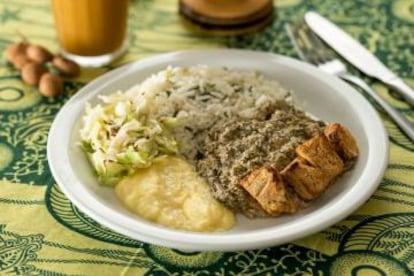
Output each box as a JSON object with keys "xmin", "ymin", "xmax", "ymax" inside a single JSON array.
[{"xmin": 285, "ymin": 21, "xmax": 335, "ymax": 64}]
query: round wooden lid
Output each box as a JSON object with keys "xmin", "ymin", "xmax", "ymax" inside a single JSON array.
[{"xmin": 179, "ymin": 0, "xmax": 273, "ymax": 35}]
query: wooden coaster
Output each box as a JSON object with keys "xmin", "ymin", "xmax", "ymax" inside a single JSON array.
[{"xmin": 179, "ymin": 0, "xmax": 274, "ymax": 35}]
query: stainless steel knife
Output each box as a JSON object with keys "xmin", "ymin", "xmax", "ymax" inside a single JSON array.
[{"xmin": 305, "ymin": 11, "xmax": 414, "ymax": 106}]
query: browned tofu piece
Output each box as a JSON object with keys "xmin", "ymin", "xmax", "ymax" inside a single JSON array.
[
  {"xmin": 281, "ymin": 134, "xmax": 344, "ymax": 201},
  {"xmin": 281, "ymin": 158, "xmax": 329, "ymax": 200},
  {"xmin": 324, "ymin": 123, "xmax": 359, "ymax": 162},
  {"xmin": 240, "ymin": 167, "xmax": 302, "ymax": 216},
  {"xmin": 296, "ymin": 133, "xmax": 344, "ymax": 180}
]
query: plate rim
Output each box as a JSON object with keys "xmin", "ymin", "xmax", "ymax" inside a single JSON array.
[{"xmin": 47, "ymin": 49, "xmax": 389, "ymax": 251}]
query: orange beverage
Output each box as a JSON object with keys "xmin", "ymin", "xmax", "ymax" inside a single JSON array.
[{"xmin": 51, "ymin": 0, "xmax": 128, "ymax": 67}]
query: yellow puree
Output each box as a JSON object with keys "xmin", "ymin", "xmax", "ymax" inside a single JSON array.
[{"xmin": 115, "ymin": 156, "xmax": 235, "ymax": 232}]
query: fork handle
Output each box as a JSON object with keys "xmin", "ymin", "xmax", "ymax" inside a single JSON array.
[
  {"xmin": 383, "ymin": 77, "xmax": 414, "ymax": 106},
  {"xmin": 340, "ymin": 74, "xmax": 414, "ymax": 142}
]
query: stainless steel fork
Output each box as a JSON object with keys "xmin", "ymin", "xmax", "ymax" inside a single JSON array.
[{"xmin": 285, "ymin": 22, "xmax": 414, "ymax": 142}]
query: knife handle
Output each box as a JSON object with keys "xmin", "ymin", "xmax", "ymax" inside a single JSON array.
[{"xmin": 384, "ymin": 77, "xmax": 414, "ymax": 106}]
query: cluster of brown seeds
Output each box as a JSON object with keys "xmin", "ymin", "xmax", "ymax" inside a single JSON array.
[{"xmin": 6, "ymin": 41, "xmax": 80, "ymax": 97}]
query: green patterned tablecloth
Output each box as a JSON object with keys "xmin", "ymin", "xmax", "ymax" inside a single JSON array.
[{"xmin": 1, "ymin": 0, "xmax": 414, "ymax": 275}]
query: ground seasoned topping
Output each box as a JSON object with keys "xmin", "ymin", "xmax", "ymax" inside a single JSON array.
[{"xmin": 196, "ymin": 103, "xmax": 325, "ymax": 217}]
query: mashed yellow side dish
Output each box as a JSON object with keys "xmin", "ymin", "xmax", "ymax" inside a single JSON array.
[{"xmin": 115, "ymin": 156, "xmax": 235, "ymax": 232}]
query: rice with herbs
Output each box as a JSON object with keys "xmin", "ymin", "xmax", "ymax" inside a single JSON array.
[{"xmin": 124, "ymin": 65, "xmax": 292, "ymax": 161}]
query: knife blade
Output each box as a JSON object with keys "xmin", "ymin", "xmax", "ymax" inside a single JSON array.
[{"xmin": 304, "ymin": 11, "xmax": 414, "ymax": 106}]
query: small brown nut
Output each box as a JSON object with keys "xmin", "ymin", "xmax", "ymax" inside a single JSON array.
[
  {"xmin": 52, "ymin": 56, "xmax": 80, "ymax": 77},
  {"xmin": 6, "ymin": 42, "xmax": 28, "ymax": 62},
  {"xmin": 12, "ymin": 53, "xmax": 31, "ymax": 69},
  {"xmin": 26, "ymin": 44, "xmax": 53, "ymax": 63},
  {"xmin": 21, "ymin": 62, "xmax": 47, "ymax": 85},
  {"xmin": 39, "ymin": 73, "xmax": 63, "ymax": 97}
]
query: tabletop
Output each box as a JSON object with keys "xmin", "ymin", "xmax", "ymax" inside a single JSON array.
[{"xmin": 1, "ymin": 0, "xmax": 414, "ymax": 275}]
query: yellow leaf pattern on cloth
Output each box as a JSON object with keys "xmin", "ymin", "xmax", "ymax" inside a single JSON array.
[{"xmin": 0, "ymin": 0, "xmax": 413, "ymax": 275}]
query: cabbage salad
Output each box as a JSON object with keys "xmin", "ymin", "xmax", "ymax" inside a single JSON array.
[{"xmin": 79, "ymin": 92, "xmax": 178, "ymax": 186}]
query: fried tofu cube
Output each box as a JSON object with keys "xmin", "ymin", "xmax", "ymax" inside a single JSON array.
[
  {"xmin": 240, "ymin": 167, "xmax": 301, "ymax": 216},
  {"xmin": 324, "ymin": 123, "xmax": 359, "ymax": 162},
  {"xmin": 296, "ymin": 133, "xmax": 344, "ymax": 180},
  {"xmin": 281, "ymin": 158, "xmax": 329, "ymax": 200},
  {"xmin": 281, "ymin": 134, "xmax": 344, "ymax": 201}
]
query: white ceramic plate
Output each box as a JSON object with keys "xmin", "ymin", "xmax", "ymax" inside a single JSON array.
[{"xmin": 47, "ymin": 49, "xmax": 388, "ymax": 252}]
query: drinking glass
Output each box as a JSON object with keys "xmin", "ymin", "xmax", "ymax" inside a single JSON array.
[{"xmin": 51, "ymin": 0, "xmax": 128, "ymax": 67}]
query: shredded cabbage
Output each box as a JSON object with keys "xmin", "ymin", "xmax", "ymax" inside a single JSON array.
[{"xmin": 79, "ymin": 91, "xmax": 178, "ymax": 186}]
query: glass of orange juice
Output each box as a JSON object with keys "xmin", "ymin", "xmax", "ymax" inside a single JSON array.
[{"xmin": 51, "ymin": 0, "xmax": 128, "ymax": 67}]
